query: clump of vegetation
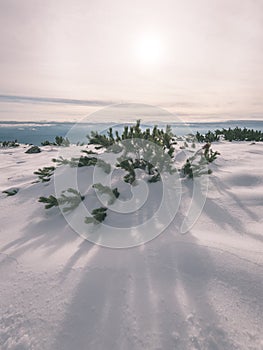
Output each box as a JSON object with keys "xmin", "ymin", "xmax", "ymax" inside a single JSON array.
[
  {"xmin": 58, "ymin": 189, "xmax": 85, "ymax": 212},
  {"xmin": 202, "ymin": 143, "xmax": 220, "ymax": 163},
  {"xmin": 38, "ymin": 121, "xmax": 220, "ymax": 226},
  {"xmin": 181, "ymin": 143, "xmax": 218, "ymax": 179},
  {"xmin": 25, "ymin": 146, "xmax": 41, "ymax": 154},
  {"xmin": 81, "ymin": 149, "xmax": 97, "ymax": 155},
  {"xmin": 181, "ymin": 159, "xmax": 194, "ymax": 179},
  {"xmin": 34, "ymin": 166, "xmax": 55, "ymax": 182},
  {"xmin": 41, "ymin": 136, "xmax": 70, "ymax": 147},
  {"xmin": 54, "ymin": 136, "xmax": 70, "ymax": 147},
  {"xmin": 195, "ymin": 127, "xmax": 263, "ymax": 142},
  {"xmin": 116, "ymin": 157, "xmax": 162, "ymax": 184},
  {"xmin": 2, "ymin": 188, "xmax": 19, "ymax": 196},
  {"xmin": 85, "ymin": 207, "xmax": 107, "ymax": 224},
  {"xmin": 41, "ymin": 140, "xmax": 53, "ymax": 146},
  {"xmin": 195, "ymin": 131, "xmax": 220, "ymax": 143},
  {"xmin": 88, "ymin": 120, "xmax": 177, "ymax": 156},
  {"xmin": 39, "ymin": 188, "xmax": 84, "ymax": 212},
  {"xmin": 88, "ymin": 131, "xmax": 115, "ymax": 149},
  {"xmin": 52, "ymin": 156, "xmax": 111, "ymax": 173},
  {"xmin": 116, "ymin": 159, "xmax": 136, "ymax": 184},
  {"xmin": 92, "ymin": 183, "xmax": 120, "ymax": 205},
  {"xmin": 39, "ymin": 195, "xmax": 59, "ymax": 209},
  {"xmin": 0, "ymin": 140, "xmax": 19, "ymax": 148}
]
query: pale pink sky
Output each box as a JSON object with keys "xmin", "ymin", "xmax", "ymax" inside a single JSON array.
[{"xmin": 0, "ymin": 0, "xmax": 262, "ymax": 122}]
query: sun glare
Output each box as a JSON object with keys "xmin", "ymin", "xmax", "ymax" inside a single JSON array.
[{"xmin": 135, "ymin": 34, "xmax": 164, "ymax": 65}]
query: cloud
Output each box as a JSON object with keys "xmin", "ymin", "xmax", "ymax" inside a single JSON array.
[{"xmin": 0, "ymin": 95, "xmax": 113, "ymax": 107}]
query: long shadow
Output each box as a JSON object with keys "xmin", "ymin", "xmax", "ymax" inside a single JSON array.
[
  {"xmin": 52, "ymin": 169, "xmax": 263, "ymax": 349},
  {"xmin": 1, "ymin": 207, "xmax": 81, "ymax": 261},
  {"xmin": 53, "ymin": 248, "xmax": 131, "ymax": 350},
  {"xmin": 203, "ymin": 198, "xmax": 245, "ymax": 233},
  {"xmin": 210, "ymin": 177, "xmax": 260, "ymax": 222},
  {"xmin": 52, "ymin": 210, "xmax": 237, "ymax": 350},
  {"xmin": 203, "ymin": 178, "xmax": 263, "ymax": 243},
  {"xmin": 2, "ymin": 172, "xmax": 261, "ymax": 349}
]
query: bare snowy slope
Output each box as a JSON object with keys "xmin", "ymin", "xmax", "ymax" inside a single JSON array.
[{"xmin": 0, "ymin": 142, "xmax": 262, "ymax": 350}]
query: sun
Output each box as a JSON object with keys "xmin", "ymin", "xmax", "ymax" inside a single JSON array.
[{"xmin": 134, "ymin": 34, "xmax": 164, "ymax": 65}]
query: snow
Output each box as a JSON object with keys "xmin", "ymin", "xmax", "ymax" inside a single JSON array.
[{"xmin": 0, "ymin": 141, "xmax": 263, "ymax": 349}]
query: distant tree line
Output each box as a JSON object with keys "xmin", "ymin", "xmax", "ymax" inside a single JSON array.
[{"xmin": 195, "ymin": 127, "xmax": 263, "ymax": 142}]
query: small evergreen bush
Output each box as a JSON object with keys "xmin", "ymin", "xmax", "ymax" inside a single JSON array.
[
  {"xmin": 0, "ymin": 140, "xmax": 19, "ymax": 148},
  {"xmin": 2, "ymin": 188, "xmax": 19, "ymax": 196},
  {"xmin": 39, "ymin": 195, "xmax": 59, "ymax": 209},
  {"xmin": 196, "ymin": 127, "xmax": 263, "ymax": 142},
  {"xmin": 92, "ymin": 183, "xmax": 120, "ymax": 205},
  {"xmin": 52, "ymin": 156, "xmax": 111, "ymax": 173},
  {"xmin": 39, "ymin": 188, "xmax": 84, "ymax": 212},
  {"xmin": 85, "ymin": 207, "xmax": 107, "ymax": 224},
  {"xmin": 41, "ymin": 136, "xmax": 70, "ymax": 147},
  {"xmin": 181, "ymin": 143, "xmax": 218, "ymax": 179},
  {"xmin": 25, "ymin": 146, "xmax": 41, "ymax": 154},
  {"xmin": 38, "ymin": 121, "xmax": 220, "ymax": 225},
  {"xmin": 34, "ymin": 166, "xmax": 55, "ymax": 182},
  {"xmin": 202, "ymin": 143, "xmax": 220, "ymax": 163}
]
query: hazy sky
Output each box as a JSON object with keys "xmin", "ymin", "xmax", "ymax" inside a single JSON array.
[{"xmin": 0, "ymin": 0, "xmax": 262, "ymax": 122}]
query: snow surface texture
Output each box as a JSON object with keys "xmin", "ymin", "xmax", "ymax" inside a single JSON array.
[{"xmin": 0, "ymin": 142, "xmax": 263, "ymax": 350}]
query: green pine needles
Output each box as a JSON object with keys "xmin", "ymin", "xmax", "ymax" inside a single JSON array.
[
  {"xmin": 37, "ymin": 121, "xmax": 223, "ymax": 228},
  {"xmin": 52, "ymin": 156, "xmax": 111, "ymax": 173},
  {"xmin": 181, "ymin": 143, "xmax": 218, "ymax": 179},
  {"xmin": 39, "ymin": 188, "xmax": 84, "ymax": 212},
  {"xmin": 85, "ymin": 207, "xmax": 107, "ymax": 224},
  {"xmin": 202, "ymin": 143, "xmax": 220, "ymax": 163},
  {"xmin": 38, "ymin": 195, "xmax": 59, "ymax": 209},
  {"xmin": 195, "ymin": 127, "xmax": 263, "ymax": 142},
  {"xmin": 92, "ymin": 183, "xmax": 120, "ymax": 205},
  {"xmin": 34, "ymin": 166, "xmax": 55, "ymax": 182},
  {"xmin": 2, "ymin": 188, "xmax": 19, "ymax": 196},
  {"xmin": 41, "ymin": 136, "xmax": 70, "ymax": 147},
  {"xmin": 0, "ymin": 140, "xmax": 19, "ymax": 148},
  {"xmin": 87, "ymin": 120, "xmax": 177, "ymax": 155}
]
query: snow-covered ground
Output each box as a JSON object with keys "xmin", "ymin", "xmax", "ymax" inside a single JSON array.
[{"xmin": 0, "ymin": 142, "xmax": 262, "ymax": 350}]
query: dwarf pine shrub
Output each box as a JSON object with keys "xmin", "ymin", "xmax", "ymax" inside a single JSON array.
[
  {"xmin": 0, "ymin": 140, "xmax": 19, "ymax": 148},
  {"xmin": 181, "ymin": 143, "xmax": 218, "ymax": 179},
  {"xmin": 2, "ymin": 188, "xmax": 19, "ymax": 196},
  {"xmin": 85, "ymin": 207, "xmax": 107, "ymax": 224},
  {"xmin": 92, "ymin": 183, "xmax": 120, "ymax": 205},
  {"xmin": 116, "ymin": 159, "xmax": 136, "ymax": 184},
  {"xmin": 58, "ymin": 189, "xmax": 85, "ymax": 212},
  {"xmin": 39, "ymin": 188, "xmax": 84, "ymax": 212},
  {"xmin": 87, "ymin": 120, "xmax": 177, "ymax": 156},
  {"xmin": 41, "ymin": 136, "xmax": 70, "ymax": 147},
  {"xmin": 202, "ymin": 143, "xmax": 220, "ymax": 163},
  {"xmin": 196, "ymin": 127, "xmax": 263, "ymax": 142},
  {"xmin": 39, "ymin": 195, "xmax": 59, "ymax": 209},
  {"xmin": 34, "ymin": 166, "xmax": 55, "ymax": 182},
  {"xmin": 38, "ymin": 121, "xmax": 220, "ymax": 225},
  {"xmin": 25, "ymin": 146, "xmax": 41, "ymax": 154},
  {"xmin": 52, "ymin": 156, "xmax": 111, "ymax": 173}
]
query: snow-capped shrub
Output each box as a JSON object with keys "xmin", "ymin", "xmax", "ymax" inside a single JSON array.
[
  {"xmin": 25, "ymin": 146, "xmax": 41, "ymax": 154},
  {"xmin": 2, "ymin": 188, "xmax": 19, "ymax": 196},
  {"xmin": 0, "ymin": 140, "xmax": 19, "ymax": 148},
  {"xmin": 181, "ymin": 143, "xmax": 218, "ymax": 179}
]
